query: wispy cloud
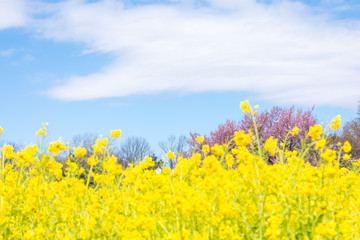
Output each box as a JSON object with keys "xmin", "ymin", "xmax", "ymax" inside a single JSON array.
[
  {"xmin": 0, "ymin": 49, "xmax": 16, "ymax": 57},
  {"xmin": 27, "ymin": 0, "xmax": 360, "ymax": 107},
  {"xmin": 0, "ymin": 0, "xmax": 27, "ymax": 30}
]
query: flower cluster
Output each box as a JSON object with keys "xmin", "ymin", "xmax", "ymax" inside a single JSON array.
[{"xmin": 0, "ymin": 103, "xmax": 359, "ymax": 239}]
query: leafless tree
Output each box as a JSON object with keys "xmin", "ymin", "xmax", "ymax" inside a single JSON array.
[
  {"xmin": 338, "ymin": 119, "xmax": 360, "ymax": 160},
  {"xmin": 357, "ymin": 98, "xmax": 360, "ymax": 121},
  {"xmin": 331, "ymin": 99, "xmax": 360, "ymax": 161},
  {"xmin": 159, "ymin": 135, "xmax": 188, "ymax": 153},
  {"xmin": 159, "ymin": 135, "xmax": 189, "ymax": 168},
  {"xmin": 71, "ymin": 132, "xmax": 99, "ymax": 157},
  {"xmin": 118, "ymin": 136, "xmax": 153, "ymax": 164}
]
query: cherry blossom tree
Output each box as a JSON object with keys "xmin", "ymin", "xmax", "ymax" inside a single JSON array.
[{"xmin": 188, "ymin": 106, "xmax": 317, "ymax": 152}]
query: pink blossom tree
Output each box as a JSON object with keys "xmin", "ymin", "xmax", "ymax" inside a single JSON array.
[
  {"xmin": 188, "ymin": 120, "xmax": 241, "ymax": 148},
  {"xmin": 188, "ymin": 106, "xmax": 317, "ymax": 152},
  {"xmin": 240, "ymin": 106, "xmax": 317, "ymax": 150}
]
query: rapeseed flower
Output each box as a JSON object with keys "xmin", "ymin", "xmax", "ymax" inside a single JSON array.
[
  {"xmin": 315, "ymin": 139, "xmax": 326, "ymax": 150},
  {"xmin": 264, "ymin": 136, "xmax": 278, "ymax": 155},
  {"xmin": 36, "ymin": 128, "xmax": 46, "ymax": 136},
  {"xmin": 48, "ymin": 141, "xmax": 66, "ymax": 155},
  {"xmin": 15, "ymin": 145, "xmax": 38, "ymax": 167},
  {"xmin": 231, "ymin": 148, "xmax": 239, "ymax": 154},
  {"xmin": 240, "ymin": 100, "xmax": 251, "ymax": 114},
  {"xmin": 315, "ymin": 221, "xmax": 337, "ymax": 238},
  {"xmin": 321, "ymin": 149, "xmax": 337, "ymax": 163},
  {"xmin": 36, "ymin": 123, "xmax": 48, "ymax": 136},
  {"xmin": 167, "ymin": 151, "xmax": 176, "ymax": 160},
  {"xmin": 92, "ymin": 138, "xmax": 109, "ymax": 154},
  {"xmin": 140, "ymin": 156, "xmax": 155, "ymax": 169},
  {"xmin": 73, "ymin": 147, "xmax": 87, "ymax": 158},
  {"xmin": 1, "ymin": 145, "xmax": 15, "ymax": 159},
  {"xmin": 104, "ymin": 156, "xmax": 123, "ymax": 175},
  {"xmin": 0, "ymin": 109, "xmax": 359, "ymax": 239},
  {"xmin": 234, "ymin": 131, "xmax": 251, "ymax": 147},
  {"xmin": 87, "ymin": 155, "xmax": 99, "ymax": 166},
  {"xmin": 202, "ymin": 144, "xmax": 209, "ymax": 153},
  {"xmin": 196, "ymin": 136, "xmax": 204, "ymax": 144},
  {"xmin": 308, "ymin": 125, "xmax": 322, "ymax": 141},
  {"xmin": 343, "ymin": 154, "xmax": 350, "ymax": 161},
  {"xmin": 343, "ymin": 141, "xmax": 352, "ymax": 153},
  {"xmin": 330, "ymin": 115, "xmax": 341, "ymax": 130},
  {"xmin": 162, "ymin": 167, "xmax": 171, "ymax": 175},
  {"xmin": 97, "ymin": 137, "xmax": 108, "ymax": 146},
  {"xmin": 211, "ymin": 144, "xmax": 224, "ymax": 156},
  {"xmin": 290, "ymin": 126, "xmax": 299, "ymax": 136},
  {"xmin": 110, "ymin": 130, "xmax": 121, "ymax": 138},
  {"xmin": 0, "ymin": 126, "xmax": 3, "ymax": 135},
  {"xmin": 225, "ymin": 154, "xmax": 234, "ymax": 167}
]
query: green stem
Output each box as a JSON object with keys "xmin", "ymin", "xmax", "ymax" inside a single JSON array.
[
  {"xmin": 251, "ymin": 112, "xmax": 263, "ymax": 159},
  {"xmin": 86, "ymin": 165, "xmax": 93, "ymax": 188}
]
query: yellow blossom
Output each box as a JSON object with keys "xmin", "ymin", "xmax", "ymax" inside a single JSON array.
[
  {"xmin": 104, "ymin": 157, "xmax": 123, "ymax": 175},
  {"xmin": 36, "ymin": 123, "xmax": 48, "ymax": 136},
  {"xmin": 231, "ymin": 148, "xmax": 239, "ymax": 155},
  {"xmin": 234, "ymin": 131, "xmax": 251, "ymax": 147},
  {"xmin": 73, "ymin": 147, "xmax": 87, "ymax": 158},
  {"xmin": 321, "ymin": 149, "xmax": 337, "ymax": 163},
  {"xmin": 1, "ymin": 145, "xmax": 15, "ymax": 159},
  {"xmin": 202, "ymin": 145, "xmax": 210, "ymax": 153},
  {"xmin": 36, "ymin": 128, "xmax": 46, "ymax": 136},
  {"xmin": 196, "ymin": 136, "xmax": 204, "ymax": 144},
  {"xmin": 48, "ymin": 141, "xmax": 66, "ymax": 155},
  {"xmin": 240, "ymin": 100, "xmax": 252, "ymax": 114},
  {"xmin": 96, "ymin": 137, "xmax": 108, "ymax": 147},
  {"xmin": 315, "ymin": 221, "xmax": 337, "ymax": 238},
  {"xmin": 211, "ymin": 144, "xmax": 225, "ymax": 156},
  {"xmin": 92, "ymin": 144, "xmax": 103, "ymax": 154},
  {"xmin": 308, "ymin": 125, "xmax": 323, "ymax": 141},
  {"xmin": 1, "ymin": 108, "xmax": 360, "ymax": 240},
  {"xmin": 167, "ymin": 151, "xmax": 176, "ymax": 160},
  {"xmin": 290, "ymin": 127, "xmax": 299, "ymax": 136},
  {"xmin": 16, "ymin": 145, "xmax": 38, "ymax": 167},
  {"xmin": 110, "ymin": 130, "xmax": 121, "ymax": 138},
  {"xmin": 225, "ymin": 154, "xmax": 234, "ymax": 167},
  {"xmin": 315, "ymin": 139, "xmax": 326, "ymax": 150},
  {"xmin": 343, "ymin": 141, "xmax": 352, "ymax": 153},
  {"xmin": 92, "ymin": 138, "xmax": 108, "ymax": 154},
  {"xmin": 343, "ymin": 154, "xmax": 350, "ymax": 161},
  {"xmin": 0, "ymin": 126, "xmax": 3, "ymax": 135},
  {"xmin": 87, "ymin": 155, "xmax": 99, "ymax": 166},
  {"xmin": 140, "ymin": 156, "xmax": 155, "ymax": 169},
  {"xmin": 162, "ymin": 167, "xmax": 171, "ymax": 175},
  {"xmin": 330, "ymin": 115, "xmax": 341, "ymax": 130},
  {"xmin": 264, "ymin": 136, "xmax": 278, "ymax": 155}
]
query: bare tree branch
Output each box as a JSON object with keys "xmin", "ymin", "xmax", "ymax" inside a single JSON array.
[
  {"xmin": 119, "ymin": 136, "xmax": 153, "ymax": 164},
  {"xmin": 159, "ymin": 135, "xmax": 189, "ymax": 168}
]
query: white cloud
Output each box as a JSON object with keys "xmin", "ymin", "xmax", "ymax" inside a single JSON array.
[
  {"xmin": 35, "ymin": 0, "xmax": 360, "ymax": 107},
  {"xmin": 0, "ymin": 49, "xmax": 16, "ymax": 57},
  {"xmin": 321, "ymin": 0, "xmax": 344, "ymax": 4},
  {"xmin": 0, "ymin": 0, "xmax": 27, "ymax": 29}
]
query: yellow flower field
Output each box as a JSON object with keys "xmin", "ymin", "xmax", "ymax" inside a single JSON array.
[{"xmin": 0, "ymin": 101, "xmax": 359, "ymax": 240}]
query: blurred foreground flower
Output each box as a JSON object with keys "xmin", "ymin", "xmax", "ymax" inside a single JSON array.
[{"xmin": 111, "ymin": 130, "xmax": 121, "ymax": 138}]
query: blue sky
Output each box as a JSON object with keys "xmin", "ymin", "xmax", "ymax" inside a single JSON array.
[{"xmin": 0, "ymin": 0, "xmax": 359, "ymax": 155}]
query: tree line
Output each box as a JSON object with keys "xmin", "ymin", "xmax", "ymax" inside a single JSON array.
[{"xmin": 2, "ymin": 100, "xmax": 360, "ymax": 167}]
